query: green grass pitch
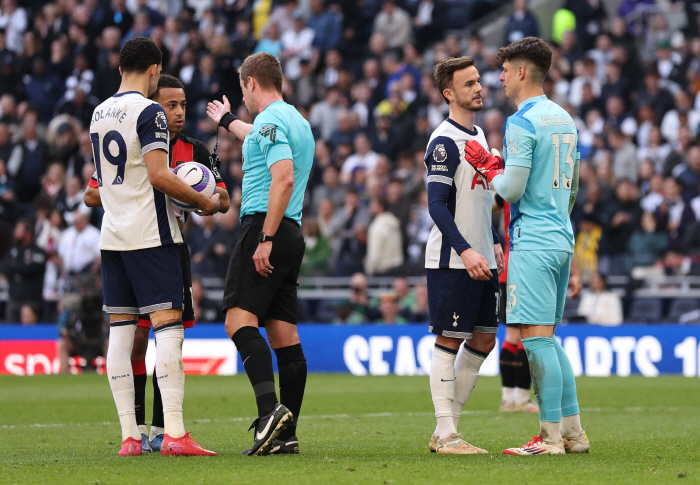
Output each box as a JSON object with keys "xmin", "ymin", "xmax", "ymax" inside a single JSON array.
[{"xmin": 1, "ymin": 374, "xmax": 699, "ymax": 484}]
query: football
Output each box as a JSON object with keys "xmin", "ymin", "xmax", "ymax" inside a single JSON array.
[{"xmin": 171, "ymin": 161, "xmax": 216, "ymax": 212}]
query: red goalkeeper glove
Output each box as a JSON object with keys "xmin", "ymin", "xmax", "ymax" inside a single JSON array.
[{"xmin": 464, "ymin": 140, "xmax": 504, "ymax": 184}]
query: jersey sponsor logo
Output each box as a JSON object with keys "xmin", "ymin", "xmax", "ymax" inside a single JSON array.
[
  {"xmin": 432, "ymin": 144, "xmax": 447, "ymax": 163},
  {"xmin": 471, "ymin": 173, "xmax": 491, "ymax": 190},
  {"xmin": 432, "ymin": 164, "xmax": 449, "ymax": 172},
  {"xmin": 259, "ymin": 124, "xmax": 277, "ymax": 142},
  {"xmin": 155, "ymin": 111, "xmax": 168, "ymax": 130}
]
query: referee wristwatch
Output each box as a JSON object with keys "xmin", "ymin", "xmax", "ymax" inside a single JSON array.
[{"xmin": 258, "ymin": 231, "xmax": 274, "ymax": 243}]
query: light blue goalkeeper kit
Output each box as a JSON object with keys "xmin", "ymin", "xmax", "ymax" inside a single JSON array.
[{"xmin": 492, "ymin": 94, "xmax": 581, "ymax": 423}]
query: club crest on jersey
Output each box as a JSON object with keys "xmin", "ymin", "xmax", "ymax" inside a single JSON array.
[
  {"xmin": 433, "ymin": 144, "xmax": 447, "ymax": 163},
  {"xmin": 259, "ymin": 124, "xmax": 277, "ymax": 142},
  {"xmin": 155, "ymin": 111, "xmax": 167, "ymax": 130}
]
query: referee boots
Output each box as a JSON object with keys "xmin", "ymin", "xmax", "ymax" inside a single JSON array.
[{"xmin": 245, "ymin": 404, "xmax": 293, "ymax": 456}]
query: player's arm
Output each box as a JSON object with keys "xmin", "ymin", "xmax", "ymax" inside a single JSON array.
[
  {"xmin": 137, "ymin": 104, "xmax": 220, "ymax": 214},
  {"xmin": 206, "ymin": 95, "xmax": 253, "ymax": 140},
  {"xmin": 254, "ymin": 122, "xmax": 295, "ymax": 277},
  {"xmin": 195, "ymin": 141, "xmax": 230, "ymax": 214},
  {"xmin": 490, "ymin": 120, "xmax": 536, "ymax": 203},
  {"xmin": 145, "ymin": 150, "xmax": 220, "ymax": 215},
  {"xmin": 83, "ymin": 171, "xmax": 102, "ymax": 207},
  {"xmin": 426, "ymin": 136, "xmax": 491, "ymax": 280},
  {"xmin": 492, "ymin": 226, "xmax": 505, "ymax": 275}
]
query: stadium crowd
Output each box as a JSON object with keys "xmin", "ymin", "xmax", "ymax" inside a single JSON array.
[{"xmin": 1, "ymin": 0, "xmax": 700, "ymax": 325}]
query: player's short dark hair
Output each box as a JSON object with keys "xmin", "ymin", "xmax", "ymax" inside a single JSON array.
[
  {"xmin": 152, "ymin": 74, "xmax": 185, "ymax": 100},
  {"xmin": 496, "ymin": 36, "xmax": 552, "ymax": 84},
  {"xmin": 119, "ymin": 36, "xmax": 162, "ymax": 74},
  {"xmin": 433, "ymin": 56, "xmax": 476, "ymax": 104},
  {"xmin": 238, "ymin": 52, "xmax": 283, "ymax": 93}
]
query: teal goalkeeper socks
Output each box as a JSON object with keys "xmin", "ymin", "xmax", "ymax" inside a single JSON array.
[
  {"xmin": 521, "ymin": 337, "xmax": 562, "ymax": 423},
  {"xmin": 554, "ymin": 338, "xmax": 580, "ymax": 417}
]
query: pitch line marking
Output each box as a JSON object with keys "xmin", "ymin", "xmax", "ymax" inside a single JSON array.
[{"xmin": 1, "ymin": 407, "xmax": 695, "ymax": 431}]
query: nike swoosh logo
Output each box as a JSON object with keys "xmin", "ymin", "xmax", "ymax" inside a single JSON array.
[
  {"xmin": 255, "ymin": 416, "xmax": 274, "ymax": 441},
  {"xmin": 441, "ymin": 378, "xmax": 456, "ymax": 382}
]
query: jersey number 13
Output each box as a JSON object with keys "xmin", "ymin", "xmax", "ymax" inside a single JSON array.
[{"xmin": 551, "ymin": 133, "xmax": 575, "ymax": 190}]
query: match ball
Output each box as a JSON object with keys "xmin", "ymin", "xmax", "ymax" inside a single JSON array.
[{"xmin": 171, "ymin": 161, "xmax": 216, "ymax": 212}]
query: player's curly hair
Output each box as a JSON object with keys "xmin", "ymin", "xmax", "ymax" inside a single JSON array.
[
  {"xmin": 496, "ymin": 36, "xmax": 552, "ymax": 84},
  {"xmin": 119, "ymin": 37, "xmax": 162, "ymax": 74},
  {"xmin": 152, "ymin": 74, "xmax": 185, "ymax": 100},
  {"xmin": 433, "ymin": 56, "xmax": 476, "ymax": 104},
  {"xmin": 238, "ymin": 52, "xmax": 283, "ymax": 94}
]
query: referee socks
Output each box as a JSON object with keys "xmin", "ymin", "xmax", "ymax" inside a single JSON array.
[
  {"xmin": 232, "ymin": 326, "xmax": 278, "ymax": 418},
  {"xmin": 274, "ymin": 344, "xmax": 307, "ymax": 440}
]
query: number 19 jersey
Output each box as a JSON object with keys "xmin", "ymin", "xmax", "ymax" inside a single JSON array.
[
  {"xmin": 89, "ymin": 91, "xmax": 183, "ymax": 251},
  {"xmin": 503, "ymin": 95, "xmax": 579, "ymax": 253}
]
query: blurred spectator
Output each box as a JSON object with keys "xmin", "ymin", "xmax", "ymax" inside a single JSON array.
[
  {"xmin": 198, "ymin": 208, "xmax": 241, "ymax": 279},
  {"xmin": 655, "ymin": 177, "xmax": 695, "ymax": 251},
  {"xmin": 608, "ymin": 128, "xmax": 638, "ymax": 183},
  {"xmin": 255, "ymin": 22, "xmax": 283, "ymax": 58},
  {"xmin": 504, "ymin": 0, "xmax": 539, "ymax": 44},
  {"xmin": 577, "ymin": 273, "xmax": 623, "ymax": 325},
  {"xmin": 312, "ymin": 165, "xmax": 345, "ymax": 214},
  {"xmin": 677, "ymin": 146, "xmax": 700, "ymax": 201},
  {"xmin": 372, "ymin": 0, "xmax": 411, "ymax": 50},
  {"xmin": 24, "ymin": 58, "xmax": 64, "ymax": 122},
  {"xmin": 332, "ymin": 189, "xmax": 370, "ymax": 275},
  {"xmin": 627, "ymin": 211, "xmax": 668, "ymax": 268},
  {"xmin": 309, "ymin": 86, "xmax": 342, "ymax": 141},
  {"xmin": 7, "ymin": 113, "xmax": 48, "ymax": 204},
  {"xmin": 334, "ymin": 272, "xmax": 379, "ymax": 323},
  {"xmin": 0, "ymin": 0, "xmax": 27, "ymax": 53},
  {"xmin": 300, "ymin": 217, "xmax": 332, "ymax": 277},
  {"xmin": 1, "ymin": 219, "xmax": 45, "ymax": 322},
  {"xmin": 56, "ymin": 211, "xmax": 100, "ymax": 278},
  {"xmin": 280, "ymin": 11, "xmax": 314, "ymax": 81},
  {"xmin": 365, "ymin": 197, "xmax": 403, "ymax": 276},
  {"xmin": 306, "ymin": 0, "xmax": 342, "ymax": 54},
  {"xmin": 575, "ymin": 213, "xmax": 602, "ymax": 283},
  {"xmin": 54, "ymin": 175, "xmax": 90, "ymax": 225},
  {"xmin": 375, "ymin": 292, "xmax": 407, "ymax": 324},
  {"xmin": 341, "ymin": 133, "xmax": 379, "ymax": 183}
]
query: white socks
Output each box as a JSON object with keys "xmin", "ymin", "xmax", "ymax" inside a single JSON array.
[
  {"xmin": 540, "ymin": 421, "xmax": 562, "ymax": 444},
  {"xmin": 154, "ymin": 324, "xmax": 186, "ymax": 438},
  {"xmin": 430, "ymin": 345, "xmax": 457, "ymax": 439},
  {"xmin": 451, "ymin": 345, "xmax": 487, "ymax": 428},
  {"xmin": 107, "ymin": 322, "xmax": 141, "ymax": 442},
  {"xmin": 514, "ymin": 387, "xmax": 532, "ymax": 406},
  {"xmin": 502, "ymin": 386, "xmax": 514, "ymax": 404},
  {"xmin": 149, "ymin": 425, "xmax": 165, "ymax": 441},
  {"xmin": 561, "ymin": 413, "xmax": 584, "ymax": 439}
]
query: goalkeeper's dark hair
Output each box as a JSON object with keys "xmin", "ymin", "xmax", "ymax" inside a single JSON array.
[
  {"xmin": 119, "ymin": 37, "xmax": 162, "ymax": 74},
  {"xmin": 433, "ymin": 56, "xmax": 476, "ymax": 104},
  {"xmin": 152, "ymin": 74, "xmax": 185, "ymax": 100},
  {"xmin": 496, "ymin": 36, "xmax": 552, "ymax": 84}
]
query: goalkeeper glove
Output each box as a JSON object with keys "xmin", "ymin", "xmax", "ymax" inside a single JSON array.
[{"xmin": 464, "ymin": 140, "xmax": 504, "ymax": 184}]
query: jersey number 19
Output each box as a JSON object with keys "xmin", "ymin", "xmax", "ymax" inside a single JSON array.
[{"xmin": 91, "ymin": 130, "xmax": 128, "ymax": 187}]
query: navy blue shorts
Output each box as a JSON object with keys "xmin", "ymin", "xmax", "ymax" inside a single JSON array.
[
  {"xmin": 101, "ymin": 244, "xmax": 183, "ymax": 315},
  {"xmin": 427, "ymin": 268, "xmax": 499, "ymax": 339}
]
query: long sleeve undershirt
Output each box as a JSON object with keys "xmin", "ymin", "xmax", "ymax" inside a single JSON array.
[{"xmin": 491, "ymin": 165, "xmax": 531, "ymax": 203}]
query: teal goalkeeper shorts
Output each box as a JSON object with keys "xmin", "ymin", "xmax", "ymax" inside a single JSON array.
[{"xmin": 505, "ymin": 250, "xmax": 572, "ymax": 325}]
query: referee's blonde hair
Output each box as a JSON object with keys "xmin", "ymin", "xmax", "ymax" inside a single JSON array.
[{"xmin": 238, "ymin": 52, "xmax": 283, "ymax": 94}]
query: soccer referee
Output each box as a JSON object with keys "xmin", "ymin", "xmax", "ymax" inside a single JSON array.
[{"xmin": 207, "ymin": 53, "xmax": 313, "ymax": 456}]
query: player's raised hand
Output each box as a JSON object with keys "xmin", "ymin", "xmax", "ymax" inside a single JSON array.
[
  {"xmin": 494, "ymin": 243, "xmax": 505, "ymax": 275},
  {"xmin": 206, "ymin": 96, "xmax": 232, "ymax": 125},
  {"xmin": 460, "ymin": 248, "xmax": 492, "ymax": 281},
  {"xmin": 464, "ymin": 141, "xmax": 503, "ymax": 184}
]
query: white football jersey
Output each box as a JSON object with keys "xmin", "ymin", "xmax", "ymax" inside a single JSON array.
[
  {"xmin": 424, "ymin": 119, "xmax": 496, "ymax": 269},
  {"xmin": 89, "ymin": 91, "xmax": 183, "ymax": 251}
]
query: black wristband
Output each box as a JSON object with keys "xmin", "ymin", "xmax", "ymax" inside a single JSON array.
[{"xmin": 219, "ymin": 112, "xmax": 238, "ymax": 131}]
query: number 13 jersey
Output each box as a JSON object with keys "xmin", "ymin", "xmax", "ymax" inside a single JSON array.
[
  {"xmin": 89, "ymin": 91, "xmax": 183, "ymax": 251},
  {"xmin": 503, "ymin": 95, "xmax": 579, "ymax": 253}
]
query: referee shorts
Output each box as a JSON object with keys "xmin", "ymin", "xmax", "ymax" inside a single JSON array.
[{"xmin": 222, "ymin": 213, "xmax": 305, "ymax": 325}]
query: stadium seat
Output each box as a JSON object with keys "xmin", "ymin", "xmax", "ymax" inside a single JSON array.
[
  {"xmin": 666, "ymin": 298, "xmax": 700, "ymax": 323},
  {"xmin": 626, "ymin": 298, "xmax": 663, "ymax": 323}
]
